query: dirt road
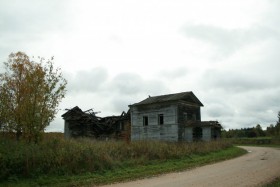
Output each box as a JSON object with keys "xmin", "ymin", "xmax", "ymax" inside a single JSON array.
[{"xmin": 101, "ymin": 146, "xmax": 280, "ymax": 187}]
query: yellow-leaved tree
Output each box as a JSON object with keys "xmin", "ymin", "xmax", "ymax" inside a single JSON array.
[{"xmin": 0, "ymin": 52, "xmax": 67, "ymax": 142}]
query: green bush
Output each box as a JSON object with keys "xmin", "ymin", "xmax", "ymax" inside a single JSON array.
[{"xmin": 0, "ymin": 137, "xmax": 231, "ymax": 181}]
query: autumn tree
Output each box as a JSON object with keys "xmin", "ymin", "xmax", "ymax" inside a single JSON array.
[{"xmin": 0, "ymin": 52, "xmax": 67, "ymax": 142}]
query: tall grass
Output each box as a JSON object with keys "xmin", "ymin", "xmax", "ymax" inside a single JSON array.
[{"xmin": 0, "ymin": 136, "xmax": 232, "ymax": 181}]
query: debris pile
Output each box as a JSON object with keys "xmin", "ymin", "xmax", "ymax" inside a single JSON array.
[{"xmin": 62, "ymin": 106, "xmax": 130, "ymax": 139}]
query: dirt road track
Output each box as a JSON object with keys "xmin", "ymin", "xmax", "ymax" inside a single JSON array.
[{"xmin": 101, "ymin": 146, "xmax": 280, "ymax": 187}]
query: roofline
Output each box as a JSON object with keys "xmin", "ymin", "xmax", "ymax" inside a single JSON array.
[
  {"xmin": 184, "ymin": 121, "xmax": 221, "ymax": 128},
  {"xmin": 187, "ymin": 91, "xmax": 204, "ymax": 106},
  {"xmin": 129, "ymin": 91, "xmax": 204, "ymax": 107},
  {"xmin": 129, "ymin": 100, "xmax": 203, "ymax": 108}
]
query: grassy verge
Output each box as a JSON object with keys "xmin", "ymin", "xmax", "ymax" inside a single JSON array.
[
  {"xmin": 226, "ymin": 137, "xmax": 280, "ymax": 146},
  {"xmin": 0, "ymin": 138, "xmax": 233, "ymax": 180},
  {"xmin": 1, "ymin": 145, "xmax": 246, "ymax": 187},
  {"xmin": 263, "ymin": 177, "xmax": 280, "ymax": 187}
]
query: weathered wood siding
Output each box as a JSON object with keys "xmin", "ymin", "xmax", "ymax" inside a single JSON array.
[
  {"xmin": 64, "ymin": 120, "xmax": 71, "ymax": 138},
  {"xmin": 177, "ymin": 103, "xmax": 201, "ymax": 141},
  {"xmin": 184, "ymin": 127, "xmax": 193, "ymax": 142},
  {"xmin": 202, "ymin": 127, "xmax": 211, "ymax": 141},
  {"xmin": 130, "ymin": 103, "xmax": 178, "ymax": 141}
]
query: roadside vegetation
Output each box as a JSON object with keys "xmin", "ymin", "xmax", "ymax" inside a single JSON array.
[
  {"xmin": 264, "ymin": 177, "xmax": 280, "ymax": 187},
  {"xmin": 226, "ymin": 137, "xmax": 280, "ymax": 147},
  {"xmin": 222, "ymin": 111, "xmax": 280, "ymax": 147},
  {"xmin": 0, "ymin": 134, "xmax": 246, "ymax": 186}
]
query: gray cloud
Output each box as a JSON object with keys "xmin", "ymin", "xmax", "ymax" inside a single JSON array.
[
  {"xmin": 201, "ymin": 69, "xmax": 276, "ymax": 92},
  {"xmin": 200, "ymin": 82, "xmax": 280, "ymax": 130},
  {"xmin": 206, "ymin": 103, "xmax": 234, "ymax": 119},
  {"xmin": 110, "ymin": 73, "xmax": 143, "ymax": 95},
  {"xmin": 108, "ymin": 72, "xmax": 170, "ymax": 112},
  {"xmin": 65, "ymin": 67, "xmax": 109, "ymax": 93},
  {"xmin": 180, "ymin": 24, "xmax": 280, "ymax": 57},
  {"xmin": 0, "ymin": 1, "xmax": 72, "ymax": 59},
  {"xmin": 241, "ymin": 90, "xmax": 280, "ymax": 113},
  {"xmin": 198, "ymin": 59, "xmax": 280, "ymax": 129},
  {"xmin": 110, "ymin": 72, "xmax": 169, "ymax": 96}
]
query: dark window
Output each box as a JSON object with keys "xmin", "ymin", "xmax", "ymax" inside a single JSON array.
[
  {"xmin": 187, "ymin": 113, "xmax": 193, "ymax": 120},
  {"xmin": 193, "ymin": 127, "xmax": 203, "ymax": 141},
  {"xmin": 143, "ymin": 116, "xmax": 148, "ymax": 126},
  {"xmin": 158, "ymin": 114, "xmax": 164, "ymax": 125}
]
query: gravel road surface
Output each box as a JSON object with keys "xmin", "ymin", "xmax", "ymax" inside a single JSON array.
[{"xmin": 101, "ymin": 146, "xmax": 280, "ymax": 187}]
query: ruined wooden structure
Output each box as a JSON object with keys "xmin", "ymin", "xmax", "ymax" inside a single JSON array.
[
  {"xmin": 129, "ymin": 91, "xmax": 221, "ymax": 142},
  {"xmin": 62, "ymin": 91, "xmax": 221, "ymax": 142},
  {"xmin": 62, "ymin": 106, "xmax": 130, "ymax": 140}
]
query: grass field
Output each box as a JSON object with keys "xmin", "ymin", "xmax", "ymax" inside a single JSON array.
[
  {"xmin": 0, "ymin": 134, "xmax": 247, "ymax": 186},
  {"xmin": 1, "ymin": 144, "xmax": 245, "ymax": 186}
]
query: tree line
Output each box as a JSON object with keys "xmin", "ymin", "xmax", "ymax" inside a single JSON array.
[{"xmin": 222, "ymin": 112, "xmax": 280, "ymax": 138}]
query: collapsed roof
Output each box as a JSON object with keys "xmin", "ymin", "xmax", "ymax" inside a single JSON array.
[{"xmin": 62, "ymin": 106, "xmax": 129, "ymax": 138}]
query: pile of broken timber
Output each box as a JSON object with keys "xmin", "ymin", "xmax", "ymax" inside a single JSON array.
[{"xmin": 62, "ymin": 106, "xmax": 129, "ymax": 139}]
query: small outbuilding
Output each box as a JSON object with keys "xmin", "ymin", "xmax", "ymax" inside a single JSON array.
[{"xmin": 129, "ymin": 91, "xmax": 221, "ymax": 142}]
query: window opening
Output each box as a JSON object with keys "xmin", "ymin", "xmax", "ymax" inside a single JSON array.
[
  {"xmin": 158, "ymin": 114, "xmax": 164, "ymax": 125},
  {"xmin": 143, "ymin": 116, "xmax": 148, "ymax": 126}
]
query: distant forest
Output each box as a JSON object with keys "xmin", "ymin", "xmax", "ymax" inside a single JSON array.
[{"xmin": 222, "ymin": 112, "xmax": 280, "ymax": 138}]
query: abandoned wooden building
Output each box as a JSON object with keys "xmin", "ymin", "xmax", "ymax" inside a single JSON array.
[
  {"xmin": 129, "ymin": 91, "xmax": 221, "ymax": 142},
  {"xmin": 62, "ymin": 91, "xmax": 221, "ymax": 142},
  {"xmin": 62, "ymin": 106, "xmax": 130, "ymax": 140}
]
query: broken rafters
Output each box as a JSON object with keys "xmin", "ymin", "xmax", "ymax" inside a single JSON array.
[{"xmin": 62, "ymin": 106, "xmax": 130, "ymax": 139}]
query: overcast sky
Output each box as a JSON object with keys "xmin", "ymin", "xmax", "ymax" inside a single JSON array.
[{"xmin": 1, "ymin": 0, "xmax": 280, "ymax": 131}]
